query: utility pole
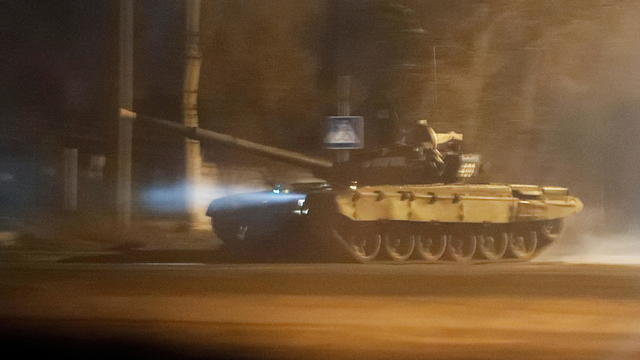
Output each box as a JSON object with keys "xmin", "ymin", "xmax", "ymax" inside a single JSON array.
[
  {"xmin": 182, "ymin": 0, "xmax": 203, "ymax": 226},
  {"xmin": 116, "ymin": 0, "xmax": 134, "ymax": 229},
  {"xmin": 337, "ymin": 75, "xmax": 351, "ymax": 162},
  {"xmin": 63, "ymin": 148, "xmax": 78, "ymax": 211}
]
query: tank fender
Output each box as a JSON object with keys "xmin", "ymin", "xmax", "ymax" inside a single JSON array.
[
  {"xmin": 206, "ymin": 201, "xmax": 217, "ymax": 217},
  {"xmin": 305, "ymin": 191, "xmax": 340, "ymax": 216}
]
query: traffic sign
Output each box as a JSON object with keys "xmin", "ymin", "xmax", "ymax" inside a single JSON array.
[{"xmin": 323, "ymin": 116, "xmax": 364, "ymax": 149}]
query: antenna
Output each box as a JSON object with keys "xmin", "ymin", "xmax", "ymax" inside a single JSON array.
[{"xmin": 432, "ymin": 46, "xmax": 438, "ymax": 105}]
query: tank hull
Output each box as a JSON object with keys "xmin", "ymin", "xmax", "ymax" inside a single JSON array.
[
  {"xmin": 332, "ymin": 184, "xmax": 582, "ymax": 223},
  {"xmin": 207, "ymin": 183, "xmax": 582, "ymax": 263}
]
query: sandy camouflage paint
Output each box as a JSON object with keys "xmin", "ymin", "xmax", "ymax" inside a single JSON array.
[{"xmin": 335, "ymin": 184, "xmax": 583, "ymax": 223}]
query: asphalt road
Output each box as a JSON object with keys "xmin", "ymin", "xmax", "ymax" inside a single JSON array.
[{"xmin": 1, "ymin": 250, "xmax": 640, "ymax": 360}]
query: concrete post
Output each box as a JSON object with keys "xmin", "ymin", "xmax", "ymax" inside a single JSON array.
[
  {"xmin": 182, "ymin": 0, "xmax": 203, "ymax": 227},
  {"xmin": 63, "ymin": 148, "xmax": 78, "ymax": 211},
  {"xmin": 116, "ymin": 0, "xmax": 134, "ymax": 229}
]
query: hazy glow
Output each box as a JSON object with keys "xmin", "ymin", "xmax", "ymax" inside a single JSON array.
[
  {"xmin": 140, "ymin": 183, "xmax": 305, "ymax": 213},
  {"xmin": 193, "ymin": 184, "xmax": 270, "ymax": 201}
]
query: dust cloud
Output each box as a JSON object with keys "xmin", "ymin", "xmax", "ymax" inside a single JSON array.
[
  {"xmin": 537, "ymin": 209, "xmax": 640, "ymax": 264},
  {"xmin": 539, "ymin": 230, "xmax": 640, "ymax": 265}
]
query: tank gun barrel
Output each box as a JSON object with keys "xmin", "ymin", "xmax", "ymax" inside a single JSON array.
[{"xmin": 121, "ymin": 109, "xmax": 334, "ymax": 170}]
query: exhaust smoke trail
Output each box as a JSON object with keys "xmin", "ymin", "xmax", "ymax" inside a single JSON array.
[{"xmin": 141, "ymin": 183, "xmax": 271, "ymax": 213}]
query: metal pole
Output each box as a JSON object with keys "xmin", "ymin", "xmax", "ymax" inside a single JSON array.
[
  {"xmin": 116, "ymin": 0, "xmax": 134, "ymax": 229},
  {"xmin": 63, "ymin": 148, "xmax": 78, "ymax": 211},
  {"xmin": 182, "ymin": 0, "xmax": 203, "ymax": 226},
  {"xmin": 337, "ymin": 75, "xmax": 351, "ymax": 162}
]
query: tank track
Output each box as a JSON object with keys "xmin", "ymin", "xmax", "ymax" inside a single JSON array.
[
  {"xmin": 320, "ymin": 218, "xmax": 563, "ymax": 264},
  {"xmin": 213, "ymin": 212, "xmax": 564, "ymax": 263}
]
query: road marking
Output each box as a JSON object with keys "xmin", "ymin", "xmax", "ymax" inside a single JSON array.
[{"xmin": 131, "ymin": 262, "xmax": 206, "ymax": 266}]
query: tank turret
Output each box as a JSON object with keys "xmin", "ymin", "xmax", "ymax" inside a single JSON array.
[
  {"xmin": 318, "ymin": 128, "xmax": 478, "ymax": 186},
  {"xmin": 133, "ymin": 110, "xmax": 479, "ymax": 187}
]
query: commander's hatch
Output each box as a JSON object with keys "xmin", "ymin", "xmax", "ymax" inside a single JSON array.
[{"xmin": 436, "ymin": 131, "xmax": 463, "ymax": 146}]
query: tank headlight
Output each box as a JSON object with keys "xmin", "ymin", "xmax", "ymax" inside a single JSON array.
[
  {"xmin": 273, "ymin": 184, "xmax": 286, "ymax": 194},
  {"xmin": 293, "ymin": 199, "xmax": 309, "ymax": 215}
]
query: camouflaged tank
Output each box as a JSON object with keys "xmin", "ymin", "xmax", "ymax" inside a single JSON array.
[{"xmin": 203, "ymin": 125, "xmax": 583, "ymax": 263}]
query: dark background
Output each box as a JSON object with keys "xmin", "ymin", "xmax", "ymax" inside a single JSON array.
[{"xmin": 2, "ymin": 0, "xmax": 640, "ymax": 231}]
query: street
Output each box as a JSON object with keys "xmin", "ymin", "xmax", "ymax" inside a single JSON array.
[{"xmin": 2, "ymin": 250, "xmax": 640, "ymax": 359}]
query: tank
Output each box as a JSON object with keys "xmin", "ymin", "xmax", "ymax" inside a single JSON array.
[{"xmin": 199, "ymin": 121, "xmax": 583, "ymax": 263}]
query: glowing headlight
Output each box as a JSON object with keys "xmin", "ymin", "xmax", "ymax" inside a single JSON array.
[
  {"xmin": 272, "ymin": 184, "xmax": 289, "ymax": 193},
  {"xmin": 292, "ymin": 199, "xmax": 309, "ymax": 215}
]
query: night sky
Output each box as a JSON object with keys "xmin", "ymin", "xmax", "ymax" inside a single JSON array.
[{"xmin": 3, "ymin": 0, "xmax": 115, "ymax": 151}]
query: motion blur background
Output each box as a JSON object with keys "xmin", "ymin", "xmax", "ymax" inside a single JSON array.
[{"xmin": 2, "ymin": 0, "xmax": 640, "ymax": 241}]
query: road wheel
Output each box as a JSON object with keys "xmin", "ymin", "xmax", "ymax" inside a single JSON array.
[
  {"xmin": 383, "ymin": 225, "xmax": 415, "ymax": 262},
  {"xmin": 507, "ymin": 228, "xmax": 538, "ymax": 260},
  {"xmin": 331, "ymin": 222, "xmax": 382, "ymax": 263},
  {"xmin": 476, "ymin": 230, "xmax": 508, "ymax": 260},
  {"xmin": 538, "ymin": 219, "xmax": 565, "ymax": 242},
  {"xmin": 445, "ymin": 231, "xmax": 477, "ymax": 262},
  {"xmin": 415, "ymin": 231, "xmax": 447, "ymax": 262},
  {"xmin": 212, "ymin": 217, "xmax": 250, "ymax": 255}
]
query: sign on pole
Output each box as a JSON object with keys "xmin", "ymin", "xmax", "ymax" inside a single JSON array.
[{"xmin": 324, "ymin": 116, "xmax": 364, "ymax": 149}]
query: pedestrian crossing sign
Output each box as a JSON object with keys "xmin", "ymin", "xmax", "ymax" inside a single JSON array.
[{"xmin": 324, "ymin": 116, "xmax": 364, "ymax": 149}]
